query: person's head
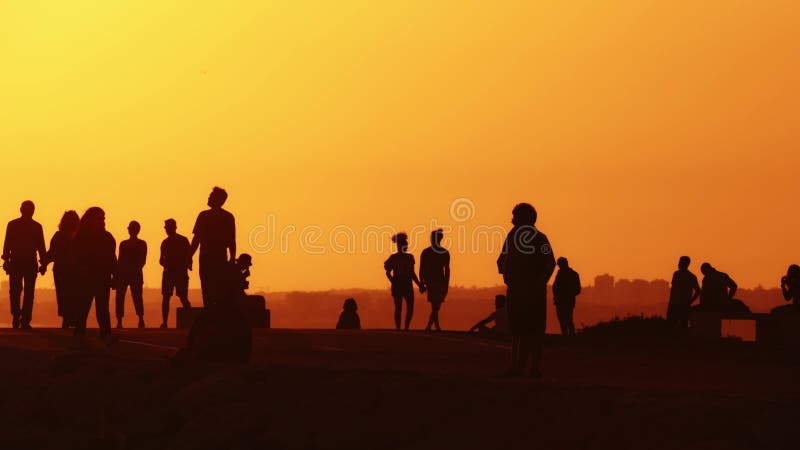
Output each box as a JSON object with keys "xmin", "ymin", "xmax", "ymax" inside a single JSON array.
[
  {"xmin": 787, "ymin": 264, "xmax": 800, "ymax": 280},
  {"xmin": 557, "ymin": 257, "xmax": 569, "ymax": 269},
  {"xmin": 58, "ymin": 210, "xmax": 80, "ymax": 235},
  {"xmin": 392, "ymin": 232, "xmax": 409, "ymax": 253},
  {"xmin": 511, "ymin": 203, "xmax": 537, "ymax": 227},
  {"xmin": 495, "ymin": 294, "xmax": 507, "ymax": 309},
  {"xmin": 430, "ymin": 229, "xmax": 444, "ymax": 248},
  {"xmin": 207, "ymin": 186, "xmax": 228, "ymax": 208},
  {"xmin": 237, "ymin": 253, "xmax": 252, "ymax": 269},
  {"xmin": 678, "ymin": 256, "xmax": 691, "ymax": 270},
  {"xmin": 20, "ymin": 200, "xmax": 35, "ymax": 218},
  {"xmin": 343, "ymin": 297, "xmax": 358, "ymax": 312},
  {"xmin": 164, "ymin": 218, "xmax": 177, "ymax": 236},
  {"xmin": 128, "ymin": 220, "xmax": 141, "ymax": 238},
  {"xmin": 700, "ymin": 262, "xmax": 713, "ymax": 276},
  {"xmin": 77, "ymin": 207, "xmax": 106, "ymax": 235}
]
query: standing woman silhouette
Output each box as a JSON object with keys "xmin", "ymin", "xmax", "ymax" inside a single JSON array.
[
  {"xmin": 384, "ymin": 233, "xmax": 423, "ymax": 330},
  {"xmin": 43, "ymin": 211, "xmax": 80, "ymax": 328},
  {"xmin": 72, "ymin": 207, "xmax": 117, "ymax": 343}
]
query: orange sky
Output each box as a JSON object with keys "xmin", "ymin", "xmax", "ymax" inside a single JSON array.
[{"xmin": 1, "ymin": 1, "xmax": 798, "ymax": 292}]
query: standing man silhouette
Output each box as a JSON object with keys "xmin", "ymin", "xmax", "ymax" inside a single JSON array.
[
  {"xmin": 419, "ymin": 229, "xmax": 450, "ymax": 331},
  {"xmin": 497, "ymin": 203, "xmax": 556, "ymax": 378},
  {"xmin": 191, "ymin": 187, "xmax": 236, "ymax": 308},
  {"xmin": 2, "ymin": 201, "xmax": 47, "ymax": 329},
  {"xmin": 114, "ymin": 221, "xmax": 147, "ymax": 329},
  {"xmin": 159, "ymin": 219, "xmax": 192, "ymax": 328},
  {"xmin": 667, "ymin": 256, "xmax": 700, "ymax": 329},
  {"xmin": 552, "ymin": 257, "xmax": 581, "ymax": 336}
]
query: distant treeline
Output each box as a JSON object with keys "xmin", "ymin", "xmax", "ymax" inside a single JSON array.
[{"xmin": 2, "ymin": 275, "xmax": 786, "ymax": 331}]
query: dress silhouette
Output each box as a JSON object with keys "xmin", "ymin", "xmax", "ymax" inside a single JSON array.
[
  {"xmin": 159, "ymin": 218, "xmax": 192, "ymax": 328},
  {"xmin": 115, "ymin": 221, "xmax": 147, "ymax": 329},
  {"xmin": 384, "ymin": 232, "xmax": 422, "ymax": 330},
  {"xmin": 43, "ymin": 211, "xmax": 80, "ymax": 328},
  {"xmin": 336, "ymin": 298, "xmax": 361, "ymax": 330},
  {"xmin": 667, "ymin": 256, "xmax": 700, "ymax": 329},
  {"xmin": 2, "ymin": 201, "xmax": 47, "ymax": 329},
  {"xmin": 419, "ymin": 229, "xmax": 450, "ymax": 331},
  {"xmin": 552, "ymin": 257, "xmax": 581, "ymax": 336},
  {"xmin": 72, "ymin": 207, "xmax": 117, "ymax": 343},
  {"xmin": 496, "ymin": 203, "xmax": 556, "ymax": 378},
  {"xmin": 191, "ymin": 187, "xmax": 236, "ymax": 308}
]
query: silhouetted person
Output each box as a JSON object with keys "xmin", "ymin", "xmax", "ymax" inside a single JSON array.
[
  {"xmin": 336, "ymin": 298, "xmax": 361, "ymax": 330},
  {"xmin": 419, "ymin": 229, "xmax": 450, "ymax": 332},
  {"xmin": 191, "ymin": 187, "xmax": 236, "ymax": 308},
  {"xmin": 699, "ymin": 263, "xmax": 738, "ymax": 312},
  {"xmin": 2, "ymin": 201, "xmax": 47, "ymax": 329},
  {"xmin": 384, "ymin": 232, "xmax": 423, "ymax": 330},
  {"xmin": 552, "ymin": 257, "xmax": 581, "ymax": 336},
  {"xmin": 43, "ymin": 211, "xmax": 80, "ymax": 328},
  {"xmin": 667, "ymin": 256, "xmax": 700, "ymax": 329},
  {"xmin": 72, "ymin": 207, "xmax": 117, "ymax": 344},
  {"xmin": 773, "ymin": 264, "xmax": 800, "ymax": 316},
  {"xmin": 470, "ymin": 294, "xmax": 510, "ymax": 335},
  {"xmin": 115, "ymin": 221, "xmax": 147, "ymax": 329},
  {"xmin": 160, "ymin": 218, "xmax": 192, "ymax": 328},
  {"xmin": 496, "ymin": 203, "xmax": 556, "ymax": 378}
]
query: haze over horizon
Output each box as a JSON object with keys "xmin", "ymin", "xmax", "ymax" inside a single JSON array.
[{"xmin": 2, "ymin": 1, "xmax": 798, "ymax": 292}]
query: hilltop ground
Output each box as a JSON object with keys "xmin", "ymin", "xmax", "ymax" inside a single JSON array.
[{"xmin": 0, "ymin": 328, "xmax": 797, "ymax": 450}]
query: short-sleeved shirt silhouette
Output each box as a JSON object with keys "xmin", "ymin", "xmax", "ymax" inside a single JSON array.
[
  {"xmin": 553, "ymin": 267, "xmax": 581, "ymax": 308},
  {"xmin": 161, "ymin": 234, "xmax": 191, "ymax": 274},
  {"xmin": 117, "ymin": 238, "xmax": 147, "ymax": 283},
  {"xmin": 3, "ymin": 217, "xmax": 46, "ymax": 271},
  {"xmin": 701, "ymin": 270, "xmax": 735, "ymax": 307},
  {"xmin": 670, "ymin": 270, "xmax": 700, "ymax": 305},
  {"xmin": 193, "ymin": 208, "xmax": 235, "ymax": 266},
  {"xmin": 420, "ymin": 247, "xmax": 450, "ymax": 283},
  {"xmin": 384, "ymin": 252, "xmax": 415, "ymax": 288}
]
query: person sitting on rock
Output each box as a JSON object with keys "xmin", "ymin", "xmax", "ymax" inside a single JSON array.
[{"xmin": 469, "ymin": 294, "xmax": 510, "ymax": 336}]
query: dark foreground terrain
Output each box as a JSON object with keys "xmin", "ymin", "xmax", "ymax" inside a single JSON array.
[{"xmin": 0, "ymin": 328, "xmax": 798, "ymax": 450}]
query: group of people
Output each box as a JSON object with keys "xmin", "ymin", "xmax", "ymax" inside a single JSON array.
[{"xmin": 1, "ymin": 187, "xmax": 241, "ymax": 344}]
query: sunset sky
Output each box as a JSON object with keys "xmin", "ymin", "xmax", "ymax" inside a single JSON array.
[{"xmin": 1, "ymin": 1, "xmax": 798, "ymax": 293}]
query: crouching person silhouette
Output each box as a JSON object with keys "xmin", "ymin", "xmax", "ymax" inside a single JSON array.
[{"xmin": 182, "ymin": 254, "xmax": 254, "ymax": 365}]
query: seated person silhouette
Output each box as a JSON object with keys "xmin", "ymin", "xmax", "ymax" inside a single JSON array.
[
  {"xmin": 469, "ymin": 295, "xmax": 510, "ymax": 336},
  {"xmin": 698, "ymin": 263, "xmax": 750, "ymax": 314},
  {"xmin": 773, "ymin": 264, "xmax": 800, "ymax": 316},
  {"xmin": 336, "ymin": 298, "xmax": 361, "ymax": 330}
]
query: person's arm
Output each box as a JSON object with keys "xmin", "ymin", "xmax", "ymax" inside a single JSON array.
[
  {"xmin": 781, "ymin": 278, "xmax": 792, "ymax": 301},
  {"xmin": 384, "ymin": 258, "xmax": 393, "ymax": 283},
  {"xmin": 228, "ymin": 215, "xmax": 236, "ymax": 263},
  {"xmin": 418, "ymin": 254, "xmax": 427, "ymax": 288},
  {"xmin": 139, "ymin": 241, "xmax": 147, "ymax": 270},
  {"xmin": 411, "ymin": 255, "xmax": 422, "ymax": 288},
  {"xmin": 727, "ymin": 277, "xmax": 738, "ymax": 299},
  {"xmin": 574, "ymin": 272, "xmax": 582, "ymax": 296},
  {"xmin": 690, "ymin": 277, "xmax": 701, "ymax": 304},
  {"xmin": 159, "ymin": 241, "xmax": 166, "ymax": 268},
  {"xmin": 444, "ymin": 252, "xmax": 451, "ymax": 290},
  {"xmin": 2, "ymin": 222, "xmax": 11, "ymax": 262},
  {"xmin": 190, "ymin": 213, "xmax": 201, "ymax": 257},
  {"xmin": 36, "ymin": 224, "xmax": 47, "ymax": 269}
]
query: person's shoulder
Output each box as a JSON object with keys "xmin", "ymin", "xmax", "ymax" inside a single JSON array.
[
  {"xmin": 221, "ymin": 208, "xmax": 234, "ymax": 219},
  {"xmin": 178, "ymin": 234, "xmax": 190, "ymax": 244}
]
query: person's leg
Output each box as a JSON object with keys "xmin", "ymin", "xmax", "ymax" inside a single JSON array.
[
  {"xmin": 20, "ymin": 269, "xmax": 37, "ymax": 327},
  {"xmin": 132, "ymin": 282, "xmax": 145, "ymax": 328},
  {"xmin": 393, "ymin": 295, "xmax": 402, "ymax": 330},
  {"xmin": 161, "ymin": 294, "xmax": 171, "ymax": 328},
  {"xmin": 566, "ymin": 306, "xmax": 575, "ymax": 336},
  {"xmin": 431, "ymin": 302, "xmax": 441, "ymax": 331},
  {"xmin": 73, "ymin": 284, "xmax": 91, "ymax": 336},
  {"xmin": 115, "ymin": 283, "xmax": 127, "ymax": 327},
  {"xmin": 199, "ymin": 268, "xmax": 210, "ymax": 309},
  {"xmin": 95, "ymin": 284, "xmax": 112, "ymax": 339},
  {"xmin": 556, "ymin": 307, "xmax": 568, "ymax": 336},
  {"xmin": 404, "ymin": 292, "xmax": 414, "ymax": 330},
  {"xmin": 9, "ymin": 271, "xmax": 22, "ymax": 327},
  {"xmin": 425, "ymin": 300, "xmax": 435, "ymax": 331}
]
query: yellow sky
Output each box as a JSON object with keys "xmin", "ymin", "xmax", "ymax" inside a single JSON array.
[{"xmin": 1, "ymin": 1, "xmax": 798, "ymax": 292}]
